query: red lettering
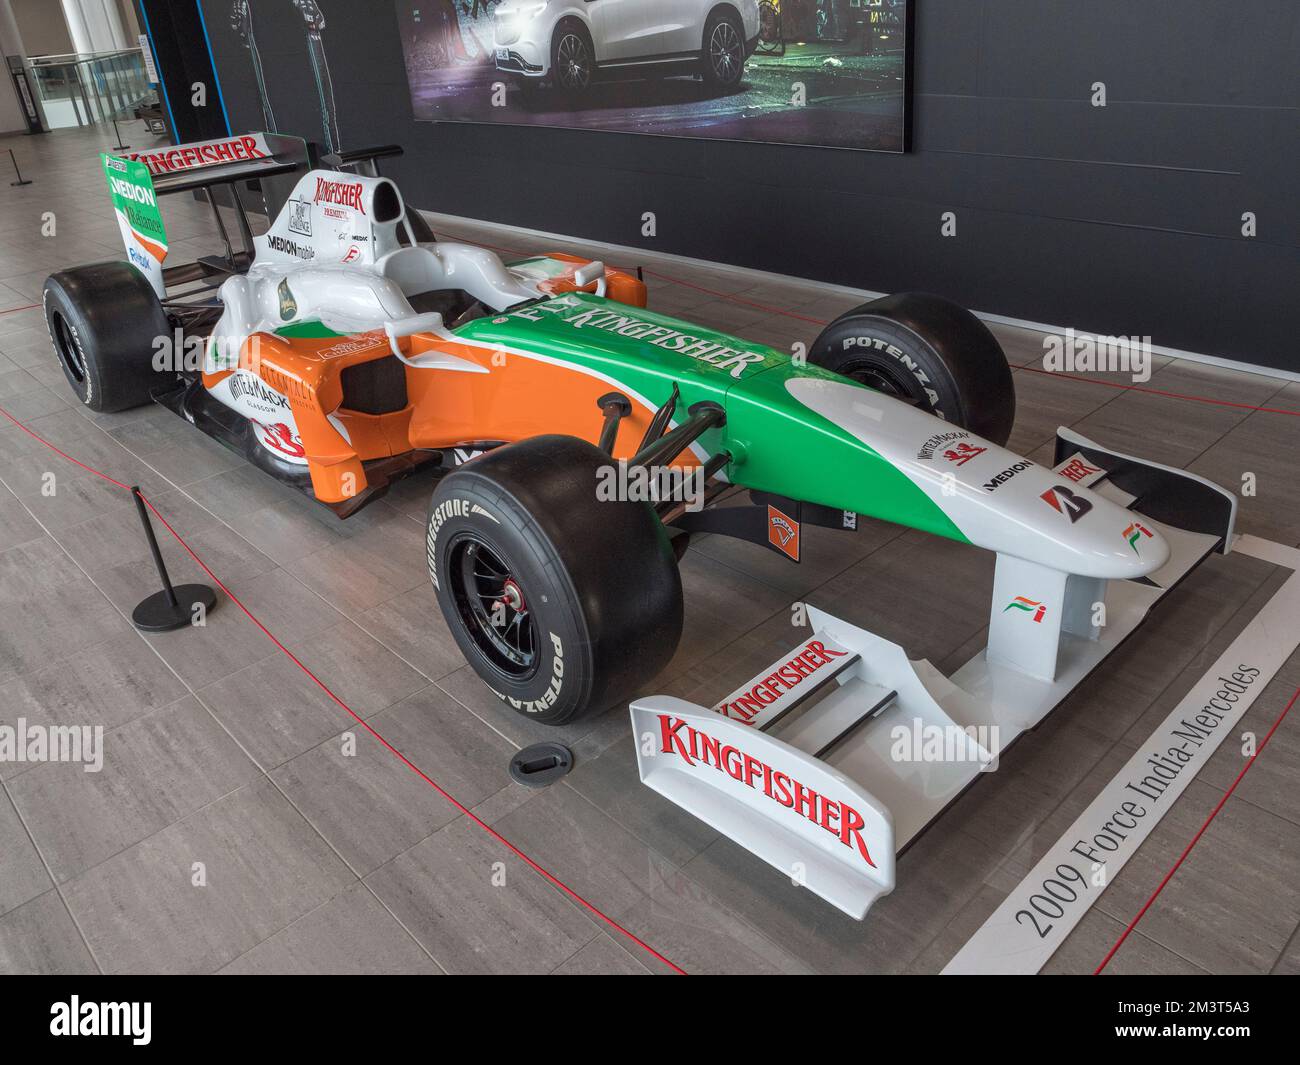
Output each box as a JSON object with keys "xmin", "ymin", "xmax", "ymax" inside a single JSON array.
[
  {"xmin": 699, "ymin": 732, "xmax": 720, "ymax": 769},
  {"xmin": 659, "ymin": 715, "xmax": 693, "ymax": 765},
  {"xmin": 792, "ymin": 781, "xmax": 818, "ymax": 821},
  {"xmin": 839, "ymin": 803, "xmax": 876, "ymax": 868},
  {"xmin": 721, "ymin": 745, "xmax": 743, "ymax": 780},
  {"xmin": 771, "ymin": 770, "xmax": 793, "ymax": 807}
]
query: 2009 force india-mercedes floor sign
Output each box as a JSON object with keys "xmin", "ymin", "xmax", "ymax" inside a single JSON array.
[{"xmin": 43, "ymin": 132, "xmax": 1237, "ymax": 922}]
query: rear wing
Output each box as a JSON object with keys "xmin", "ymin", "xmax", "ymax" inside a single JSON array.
[
  {"xmin": 102, "ymin": 133, "xmax": 312, "ymax": 297},
  {"xmin": 101, "ymin": 134, "xmax": 420, "ymax": 298}
]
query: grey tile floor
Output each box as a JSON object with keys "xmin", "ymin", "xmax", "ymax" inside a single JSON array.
[{"xmin": 0, "ymin": 123, "xmax": 1297, "ymax": 975}]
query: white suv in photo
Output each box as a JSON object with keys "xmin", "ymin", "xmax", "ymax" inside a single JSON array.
[{"xmin": 493, "ymin": 1, "xmax": 760, "ymax": 94}]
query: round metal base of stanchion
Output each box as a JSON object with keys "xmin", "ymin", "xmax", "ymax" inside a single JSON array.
[{"xmin": 131, "ymin": 585, "xmax": 217, "ymax": 633}]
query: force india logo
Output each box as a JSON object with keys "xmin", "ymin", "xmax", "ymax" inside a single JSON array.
[
  {"xmin": 313, "ymin": 178, "xmax": 365, "ymax": 215},
  {"xmin": 1125, "ymin": 520, "xmax": 1154, "ymax": 554},
  {"xmin": 656, "ymin": 714, "xmax": 878, "ymax": 869},
  {"xmin": 1003, "ymin": 596, "xmax": 1047, "ymax": 623}
]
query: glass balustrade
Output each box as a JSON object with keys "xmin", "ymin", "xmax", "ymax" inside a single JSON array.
[{"xmin": 23, "ymin": 48, "xmax": 158, "ymax": 131}]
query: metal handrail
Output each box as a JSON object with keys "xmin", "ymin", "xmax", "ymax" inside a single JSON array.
[{"xmin": 27, "ymin": 48, "xmax": 144, "ymax": 67}]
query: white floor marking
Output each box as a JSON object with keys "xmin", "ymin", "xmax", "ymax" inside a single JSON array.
[{"xmin": 942, "ymin": 535, "xmax": 1300, "ymax": 974}]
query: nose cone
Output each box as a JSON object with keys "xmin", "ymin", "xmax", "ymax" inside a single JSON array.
[{"xmin": 781, "ymin": 376, "xmax": 1174, "ymax": 581}]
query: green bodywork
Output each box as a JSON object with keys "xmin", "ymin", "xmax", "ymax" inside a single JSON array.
[{"xmin": 456, "ymin": 292, "xmax": 969, "ymax": 545}]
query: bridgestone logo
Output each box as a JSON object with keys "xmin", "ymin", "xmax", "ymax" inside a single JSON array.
[{"xmin": 426, "ymin": 497, "xmax": 500, "ymax": 590}]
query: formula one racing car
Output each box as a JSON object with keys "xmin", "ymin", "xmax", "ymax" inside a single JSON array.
[{"xmin": 44, "ymin": 133, "xmax": 1237, "ymax": 919}]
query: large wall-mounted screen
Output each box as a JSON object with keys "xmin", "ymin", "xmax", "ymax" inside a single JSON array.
[{"xmin": 396, "ymin": 0, "xmax": 912, "ymax": 152}]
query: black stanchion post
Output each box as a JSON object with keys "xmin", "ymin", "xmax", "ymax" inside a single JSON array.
[
  {"xmin": 129, "ymin": 486, "xmax": 216, "ymax": 632},
  {"xmin": 8, "ymin": 148, "xmax": 31, "ymax": 187},
  {"xmin": 110, "ymin": 112, "xmax": 129, "ymax": 152}
]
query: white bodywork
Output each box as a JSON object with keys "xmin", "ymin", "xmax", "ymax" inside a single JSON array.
[
  {"xmin": 205, "ymin": 168, "xmax": 549, "ymax": 462},
  {"xmin": 633, "ymin": 430, "xmax": 1237, "ymax": 919}
]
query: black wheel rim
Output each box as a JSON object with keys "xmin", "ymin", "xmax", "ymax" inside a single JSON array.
[
  {"xmin": 449, "ymin": 534, "xmax": 538, "ymax": 679},
  {"xmin": 709, "ymin": 21, "xmax": 742, "ymax": 82},
  {"xmin": 50, "ymin": 312, "xmax": 85, "ymax": 385},
  {"xmin": 556, "ymin": 33, "xmax": 591, "ymax": 89},
  {"xmin": 843, "ymin": 359, "xmax": 929, "ymax": 410}
]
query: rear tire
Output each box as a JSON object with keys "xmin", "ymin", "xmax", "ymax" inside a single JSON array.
[
  {"xmin": 42, "ymin": 262, "xmax": 171, "ymax": 414},
  {"xmin": 808, "ymin": 291, "xmax": 1016, "ymax": 446},
  {"xmin": 427, "ymin": 435, "xmax": 683, "ymax": 726}
]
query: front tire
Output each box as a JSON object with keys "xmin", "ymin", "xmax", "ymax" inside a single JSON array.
[
  {"xmin": 42, "ymin": 262, "xmax": 171, "ymax": 414},
  {"xmin": 702, "ymin": 10, "xmax": 746, "ymax": 90},
  {"xmin": 427, "ymin": 435, "xmax": 683, "ymax": 726},
  {"xmin": 808, "ymin": 292, "xmax": 1016, "ymax": 446},
  {"xmin": 551, "ymin": 22, "xmax": 594, "ymax": 95}
]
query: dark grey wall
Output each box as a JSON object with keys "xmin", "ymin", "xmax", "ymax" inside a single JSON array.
[{"xmin": 200, "ymin": 0, "xmax": 1299, "ymax": 373}]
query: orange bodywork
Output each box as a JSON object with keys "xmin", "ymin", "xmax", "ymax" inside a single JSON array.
[{"xmin": 204, "ymin": 258, "xmax": 677, "ymax": 505}]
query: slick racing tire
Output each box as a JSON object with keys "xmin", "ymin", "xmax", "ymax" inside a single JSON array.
[
  {"xmin": 42, "ymin": 262, "xmax": 171, "ymax": 414},
  {"xmin": 808, "ymin": 291, "xmax": 1016, "ymax": 446},
  {"xmin": 427, "ymin": 435, "xmax": 683, "ymax": 726},
  {"xmin": 701, "ymin": 9, "xmax": 746, "ymax": 90}
]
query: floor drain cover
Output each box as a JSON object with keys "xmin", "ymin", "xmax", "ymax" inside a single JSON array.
[{"xmin": 509, "ymin": 742, "xmax": 574, "ymax": 788}]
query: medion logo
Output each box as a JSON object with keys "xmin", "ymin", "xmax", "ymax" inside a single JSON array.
[
  {"xmin": 982, "ymin": 460, "xmax": 1034, "ymax": 492},
  {"xmin": 50, "ymin": 997, "xmax": 151, "ymax": 1045}
]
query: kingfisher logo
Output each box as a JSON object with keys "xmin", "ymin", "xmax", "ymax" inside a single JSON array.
[
  {"xmin": 1057, "ymin": 455, "xmax": 1102, "ymax": 484},
  {"xmin": 313, "ymin": 177, "xmax": 365, "ymax": 214},
  {"xmin": 655, "ymin": 714, "xmax": 878, "ymax": 869},
  {"xmin": 1040, "ymin": 484, "xmax": 1093, "ymax": 523},
  {"xmin": 1003, "ymin": 596, "xmax": 1047, "ymax": 623},
  {"xmin": 767, "ymin": 505, "xmax": 800, "ymax": 561},
  {"xmin": 1124, "ymin": 521, "xmax": 1154, "ymax": 554}
]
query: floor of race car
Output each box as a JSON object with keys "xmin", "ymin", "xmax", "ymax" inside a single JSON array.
[{"xmin": 1, "ymin": 126, "xmax": 1298, "ymax": 976}]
